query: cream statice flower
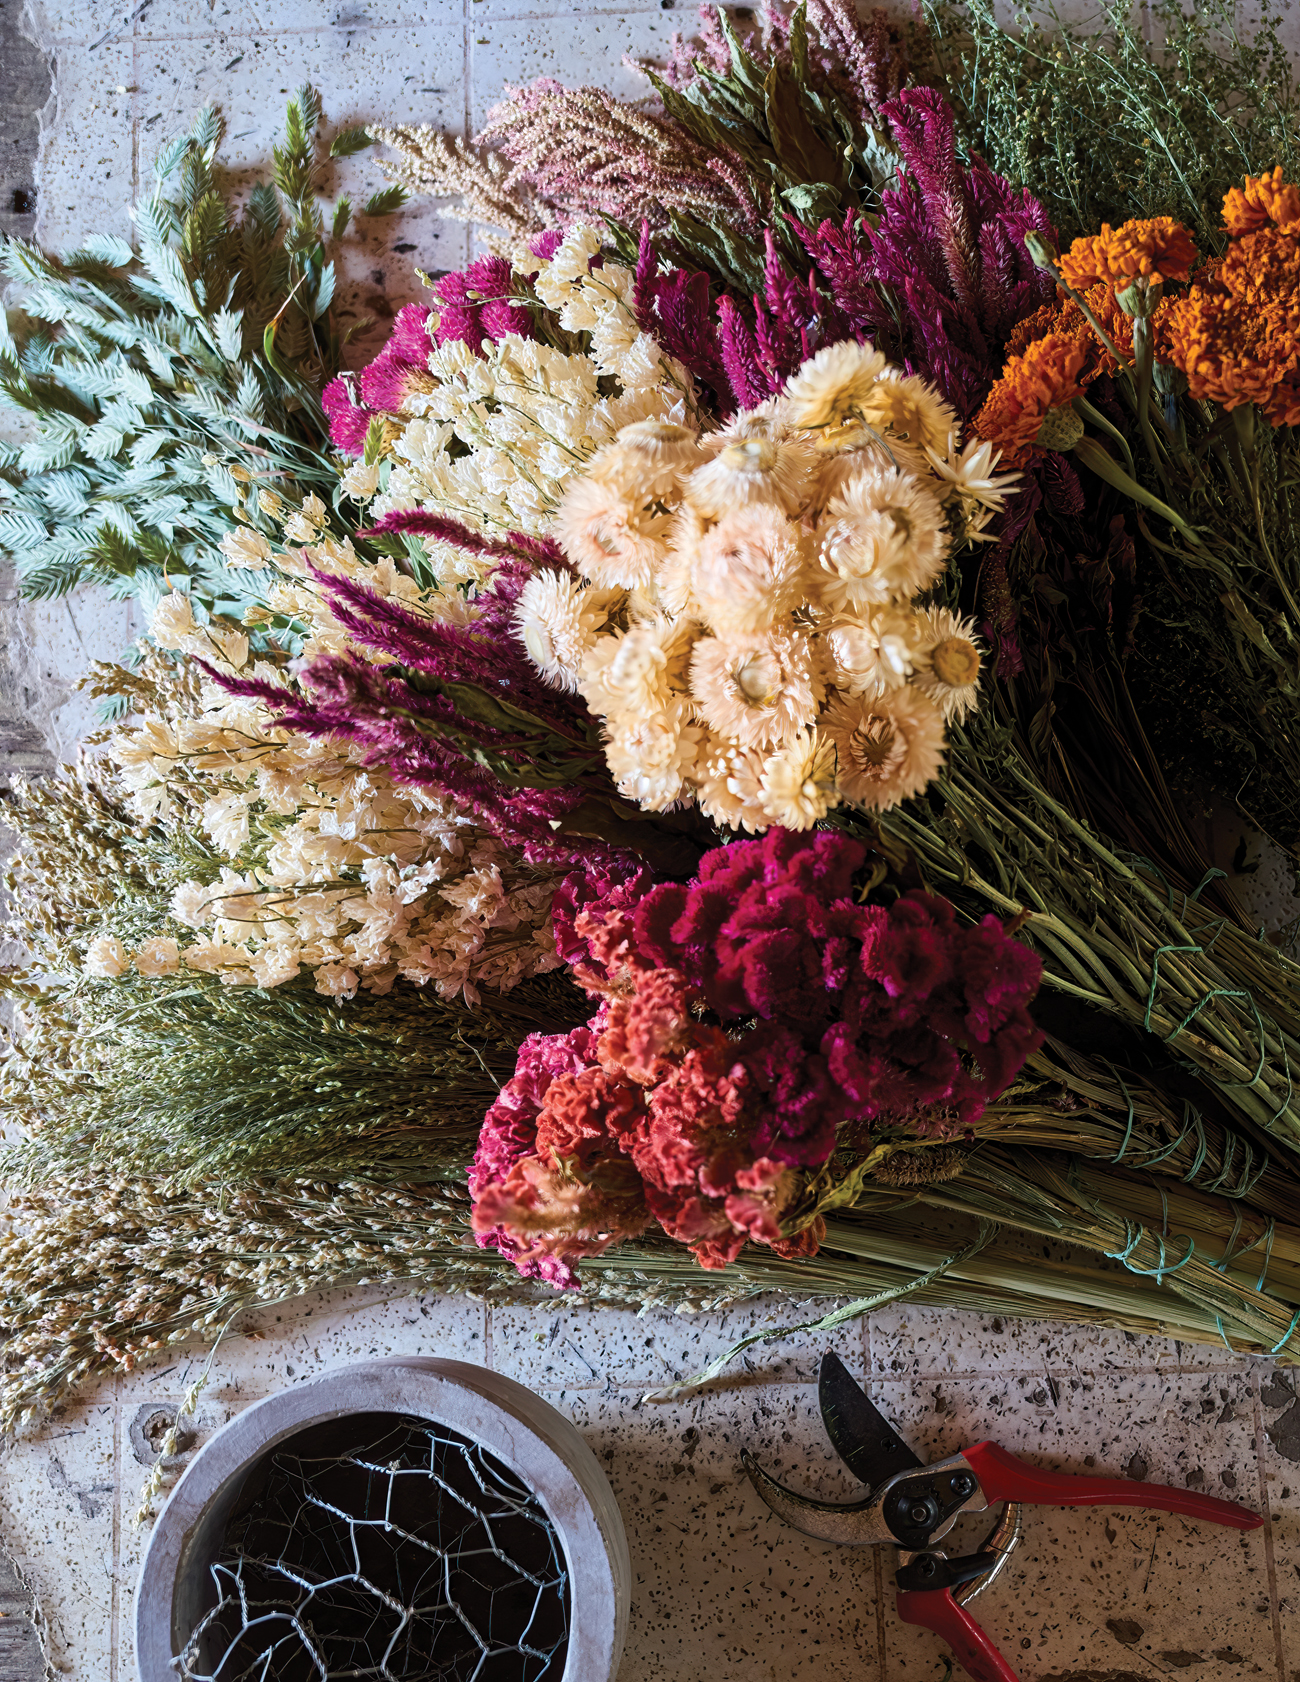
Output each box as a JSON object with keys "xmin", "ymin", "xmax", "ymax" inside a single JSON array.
[
  {"xmin": 814, "ymin": 467, "xmax": 949, "ymax": 613},
  {"xmin": 107, "ymin": 651, "xmax": 563, "ymax": 1005},
  {"xmin": 83, "ymin": 935, "xmax": 128, "ymax": 978},
  {"xmin": 759, "ymin": 729, "xmax": 840, "ymax": 828},
  {"xmin": 219, "ymin": 525, "xmax": 274, "ymax": 571},
  {"xmin": 822, "ymin": 688, "xmax": 946, "ymax": 810},
  {"xmin": 522, "ymin": 343, "xmax": 997, "ymax": 831},
  {"xmin": 915, "ymin": 607, "xmax": 985, "ymax": 723}
]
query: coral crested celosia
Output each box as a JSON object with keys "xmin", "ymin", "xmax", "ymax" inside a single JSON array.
[
  {"xmin": 469, "ymin": 829, "xmax": 1044, "ymax": 1284},
  {"xmin": 971, "ymin": 336, "xmax": 1089, "ymax": 466}
]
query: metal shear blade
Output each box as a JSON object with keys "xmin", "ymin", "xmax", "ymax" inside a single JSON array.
[{"xmin": 743, "ymin": 1354, "xmax": 983, "ymax": 1549}]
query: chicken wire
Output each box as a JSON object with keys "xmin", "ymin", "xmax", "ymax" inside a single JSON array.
[{"xmin": 176, "ymin": 1411, "xmax": 570, "ymax": 1682}]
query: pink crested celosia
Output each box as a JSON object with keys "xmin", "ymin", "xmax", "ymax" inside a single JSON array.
[{"xmin": 473, "ymin": 829, "xmax": 1045, "ymax": 1286}]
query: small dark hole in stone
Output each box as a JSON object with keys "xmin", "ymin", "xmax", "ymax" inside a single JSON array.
[{"xmin": 11, "ymin": 188, "xmax": 36, "ymax": 215}]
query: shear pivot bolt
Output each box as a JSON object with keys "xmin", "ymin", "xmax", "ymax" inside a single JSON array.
[{"xmin": 908, "ymin": 1501, "xmax": 933, "ymax": 1526}]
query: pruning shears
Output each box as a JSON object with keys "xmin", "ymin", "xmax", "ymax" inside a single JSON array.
[{"xmin": 742, "ymin": 1353, "xmax": 1263, "ymax": 1682}]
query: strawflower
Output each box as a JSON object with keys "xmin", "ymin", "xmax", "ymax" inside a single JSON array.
[{"xmin": 517, "ymin": 345, "xmax": 1011, "ymax": 827}]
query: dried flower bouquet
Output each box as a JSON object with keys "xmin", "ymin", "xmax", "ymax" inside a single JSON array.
[{"xmin": 5, "ymin": 2, "xmax": 1300, "ymax": 1432}]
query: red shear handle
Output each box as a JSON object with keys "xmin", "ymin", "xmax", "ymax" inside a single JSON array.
[
  {"xmin": 897, "ymin": 1587, "xmax": 1021, "ymax": 1682},
  {"xmin": 963, "ymin": 1441, "xmax": 1263, "ymax": 1530}
]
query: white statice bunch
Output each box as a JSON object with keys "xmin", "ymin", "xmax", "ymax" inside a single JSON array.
[
  {"xmin": 514, "ymin": 342, "xmax": 1015, "ymax": 830},
  {"xmin": 366, "ymin": 224, "xmax": 695, "ymax": 545},
  {"xmin": 110, "ymin": 600, "xmax": 563, "ymax": 1004}
]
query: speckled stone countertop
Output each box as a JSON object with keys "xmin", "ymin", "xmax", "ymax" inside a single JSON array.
[{"xmin": 1, "ymin": 4, "xmax": 1298, "ymax": 1678}]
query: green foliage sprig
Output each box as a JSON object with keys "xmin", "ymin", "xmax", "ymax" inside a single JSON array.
[
  {"xmin": 926, "ymin": 0, "xmax": 1300, "ymax": 249},
  {"xmin": 0, "ymin": 89, "xmax": 404, "ymax": 626}
]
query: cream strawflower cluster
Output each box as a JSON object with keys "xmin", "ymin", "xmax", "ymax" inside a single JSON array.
[
  {"xmin": 514, "ymin": 341, "xmax": 1017, "ymax": 830},
  {"xmin": 101, "ymin": 614, "xmax": 562, "ymax": 1004},
  {"xmin": 364, "ymin": 225, "xmax": 694, "ymax": 547}
]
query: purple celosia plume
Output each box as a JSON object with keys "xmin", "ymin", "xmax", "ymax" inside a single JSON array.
[{"xmin": 632, "ymin": 87, "xmax": 1058, "ymax": 419}]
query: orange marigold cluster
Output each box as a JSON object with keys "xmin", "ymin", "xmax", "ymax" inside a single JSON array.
[
  {"xmin": 1007, "ymin": 284, "xmax": 1134, "ymax": 383},
  {"xmin": 1164, "ymin": 288, "xmax": 1300, "ymax": 425},
  {"xmin": 1059, "ymin": 217, "xmax": 1198, "ymax": 291},
  {"xmin": 971, "ymin": 335, "xmax": 1088, "ymax": 466},
  {"xmin": 1222, "ymin": 166, "xmax": 1300, "ymax": 237},
  {"xmin": 1161, "ymin": 168, "xmax": 1300, "ymax": 425}
]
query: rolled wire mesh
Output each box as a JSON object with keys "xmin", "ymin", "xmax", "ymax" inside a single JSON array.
[{"xmin": 177, "ymin": 1412, "xmax": 570, "ymax": 1681}]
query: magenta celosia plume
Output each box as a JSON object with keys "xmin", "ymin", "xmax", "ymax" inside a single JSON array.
[
  {"xmin": 634, "ymin": 87, "xmax": 1057, "ymax": 419},
  {"xmin": 208, "ymin": 544, "xmax": 626, "ymax": 869},
  {"xmin": 471, "ymin": 829, "xmax": 1044, "ymax": 1285}
]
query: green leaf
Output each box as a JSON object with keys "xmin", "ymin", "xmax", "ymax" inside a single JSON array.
[
  {"xmin": 234, "ymin": 365, "xmax": 265, "ymax": 425},
  {"xmin": 308, "ymin": 261, "xmax": 336, "ymax": 322},
  {"xmin": 331, "ymin": 197, "xmax": 352, "ymax": 241},
  {"xmin": 363, "ymin": 415, "xmax": 387, "ymax": 467},
  {"xmin": 82, "ymin": 423, "xmax": 127, "ymax": 461},
  {"xmin": 329, "ymin": 126, "xmax": 372, "ymax": 159},
  {"xmin": 780, "ymin": 180, "xmax": 842, "ymax": 222},
  {"xmin": 363, "ymin": 185, "xmax": 408, "ymax": 217},
  {"xmin": 763, "ymin": 61, "xmax": 846, "ymax": 188},
  {"xmin": 117, "ymin": 366, "xmax": 155, "ymax": 408},
  {"xmin": 294, "ymin": 85, "xmax": 324, "ymax": 141},
  {"xmin": 182, "ymin": 190, "xmax": 229, "ymax": 264},
  {"xmin": 188, "ymin": 105, "xmax": 224, "ymax": 160},
  {"xmin": 17, "ymin": 430, "xmax": 78, "ymax": 473},
  {"xmin": 246, "ymin": 182, "xmax": 282, "ymax": 240},
  {"xmin": 0, "ymin": 511, "xmax": 51, "ymax": 549}
]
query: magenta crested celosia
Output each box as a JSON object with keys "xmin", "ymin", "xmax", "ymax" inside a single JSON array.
[
  {"xmin": 322, "ymin": 258, "xmax": 539, "ymax": 456},
  {"xmin": 469, "ymin": 829, "xmax": 1044, "ymax": 1284}
]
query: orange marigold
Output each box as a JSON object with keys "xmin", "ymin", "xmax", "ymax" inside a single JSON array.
[
  {"xmin": 1007, "ymin": 285, "xmax": 1130, "ymax": 381},
  {"xmin": 972, "ymin": 335, "xmax": 1088, "ymax": 466},
  {"xmin": 1163, "ymin": 285, "xmax": 1300, "ymax": 426},
  {"xmin": 1217, "ymin": 224, "xmax": 1300, "ymax": 306},
  {"xmin": 1222, "ymin": 167, "xmax": 1300, "ymax": 237},
  {"xmin": 1058, "ymin": 217, "xmax": 1198, "ymax": 291}
]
